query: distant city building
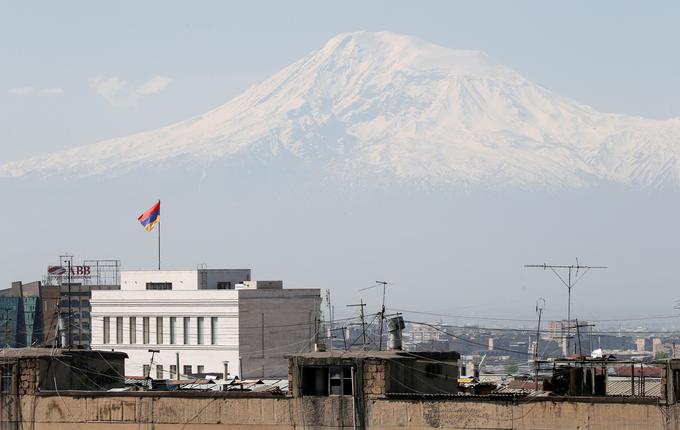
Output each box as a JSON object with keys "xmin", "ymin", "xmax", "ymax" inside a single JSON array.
[
  {"xmin": 41, "ymin": 256, "xmax": 122, "ymax": 347},
  {"xmin": 546, "ymin": 320, "xmax": 590, "ymax": 356},
  {"xmin": 90, "ymin": 268, "xmax": 320, "ymax": 379},
  {"xmin": 0, "ymin": 281, "xmax": 60, "ymax": 347}
]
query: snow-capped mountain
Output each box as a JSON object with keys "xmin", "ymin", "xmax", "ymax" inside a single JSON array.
[{"xmin": 2, "ymin": 31, "xmax": 680, "ymax": 187}]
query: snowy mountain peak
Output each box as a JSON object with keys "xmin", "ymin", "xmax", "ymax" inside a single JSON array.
[
  {"xmin": 319, "ymin": 31, "xmax": 510, "ymax": 79},
  {"xmin": 2, "ymin": 31, "xmax": 680, "ymax": 188}
]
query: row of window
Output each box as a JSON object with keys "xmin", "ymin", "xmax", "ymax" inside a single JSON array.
[
  {"xmin": 60, "ymin": 299, "xmax": 90, "ymax": 308},
  {"xmin": 60, "ymin": 311, "xmax": 91, "ymax": 319},
  {"xmin": 102, "ymin": 316, "xmax": 218, "ymax": 345},
  {"xmin": 145, "ymin": 281, "xmax": 235, "ymax": 290},
  {"xmin": 143, "ymin": 364, "xmax": 206, "ymax": 379}
]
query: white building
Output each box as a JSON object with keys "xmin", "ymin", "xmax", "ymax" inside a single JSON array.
[{"xmin": 90, "ymin": 269, "xmax": 320, "ymax": 379}]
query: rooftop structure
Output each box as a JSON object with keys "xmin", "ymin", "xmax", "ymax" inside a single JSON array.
[
  {"xmin": 288, "ymin": 350, "xmax": 461, "ymax": 398},
  {"xmin": 0, "ymin": 348, "xmax": 127, "ymax": 393}
]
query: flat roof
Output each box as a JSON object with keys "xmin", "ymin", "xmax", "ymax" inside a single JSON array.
[
  {"xmin": 0, "ymin": 348, "xmax": 128, "ymax": 359},
  {"xmin": 122, "ymin": 269, "xmax": 251, "ymax": 272},
  {"xmin": 289, "ymin": 350, "xmax": 460, "ymax": 360}
]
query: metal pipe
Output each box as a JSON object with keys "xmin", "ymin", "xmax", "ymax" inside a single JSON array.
[{"xmin": 351, "ymin": 366, "xmax": 357, "ymax": 430}]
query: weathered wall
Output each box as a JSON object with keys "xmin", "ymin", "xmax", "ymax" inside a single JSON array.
[
  {"xmin": 3, "ymin": 392, "xmax": 679, "ymax": 430},
  {"xmin": 238, "ymin": 289, "xmax": 320, "ymax": 379}
]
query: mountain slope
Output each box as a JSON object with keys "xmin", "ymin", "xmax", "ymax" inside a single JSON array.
[{"xmin": 2, "ymin": 31, "xmax": 680, "ymax": 187}]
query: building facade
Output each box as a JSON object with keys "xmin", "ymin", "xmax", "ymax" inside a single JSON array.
[
  {"xmin": 90, "ymin": 269, "xmax": 320, "ymax": 379},
  {"xmin": 0, "ymin": 281, "xmax": 60, "ymax": 347}
]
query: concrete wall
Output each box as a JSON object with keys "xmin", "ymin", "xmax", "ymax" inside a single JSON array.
[
  {"xmin": 2, "ymin": 393, "xmax": 679, "ymax": 430},
  {"xmin": 122, "ymin": 271, "xmax": 200, "ymax": 291},
  {"xmin": 238, "ymin": 288, "xmax": 320, "ymax": 379},
  {"xmin": 121, "ymin": 270, "xmax": 251, "ymax": 291}
]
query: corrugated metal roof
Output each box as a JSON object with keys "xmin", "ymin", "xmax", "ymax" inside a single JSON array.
[{"xmin": 606, "ymin": 378, "xmax": 661, "ymax": 397}]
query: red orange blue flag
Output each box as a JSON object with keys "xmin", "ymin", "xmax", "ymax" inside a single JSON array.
[{"xmin": 137, "ymin": 201, "xmax": 160, "ymax": 232}]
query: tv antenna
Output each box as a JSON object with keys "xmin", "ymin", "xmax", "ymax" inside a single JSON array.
[
  {"xmin": 534, "ymin": 297, "xmax": 545, "ymax": 391},
  {"xmin": 524, "ymin": 259, "xmax": 606, "ymax": 356},
  {"xmin": 347, "ymin": 300, "xmax": 367, "ymax": 350},
  {"xmin": 360, "ymin": 281, "xmax": 392, "ymax": 351}
]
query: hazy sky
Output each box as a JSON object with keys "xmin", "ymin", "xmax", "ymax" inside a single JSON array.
[
  {"xmin": 3, "ymin": 1, "xmax": 680, "ymax": 162},
  {"xmin": 3, "ymin": 2, "xmax": 680, "ymax": 325}
]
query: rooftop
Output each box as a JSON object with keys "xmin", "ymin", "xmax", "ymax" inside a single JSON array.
[
  {"xmin": 289, "ymin": 350, "xmax": 460, "ymax": 361},
  {"xmin": 0, "ymin": 348, "xmax": 128, "ymax": 360}
]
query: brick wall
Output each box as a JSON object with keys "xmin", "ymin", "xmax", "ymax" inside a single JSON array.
[{"xmin": 363, "ymin": 358, "xmax": 386, "ymax": 397}]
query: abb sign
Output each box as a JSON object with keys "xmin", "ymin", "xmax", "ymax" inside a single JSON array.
[{"xmin": 47, "ymin": 265, "xmax": 92, "ymax": 276}]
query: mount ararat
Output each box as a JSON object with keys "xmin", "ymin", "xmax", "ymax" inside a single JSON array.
[{"xmin": 3, "ymin": 31, "xmax": 680, "ymax": 188}]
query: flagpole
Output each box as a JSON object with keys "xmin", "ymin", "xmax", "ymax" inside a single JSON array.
[{"xmin": 158, "ymin": 200, "xmax": 161, "ymax": 270}]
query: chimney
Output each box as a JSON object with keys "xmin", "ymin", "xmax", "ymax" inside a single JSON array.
[{"xmin": 387, "ymin": 316, "xmax": 405, "ymax": 350}]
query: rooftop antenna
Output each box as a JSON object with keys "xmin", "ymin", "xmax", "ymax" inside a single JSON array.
[
  {"xmin": 360, "ymin": 281, "xmax": 391, "ymax": 351},
  {"xmin": 325, "ymin": 290, "xmax": 333, "ymax": 351},
  {"xmin": 524, "ymin": 258, "xmax": 606, "ymax": 356},
  {"xmin": 534, "ymin": 298, "xmax": 545, "ymax": 391},
  {"xmin": 347, "ymin": 300, "xmax": 367, "ymax": 351}
]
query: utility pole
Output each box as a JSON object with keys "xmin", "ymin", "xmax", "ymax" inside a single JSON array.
[
  {"xmin": 325, "ymin": 290, "xmax": 333, "ymax": 351},
  {"xmin": 525, "ymin": 259, "xmax": 606, "ymax": 356},
  {"xmin": 572, "ymin": 320, "xmax": 596, "ymax": 357},
  {"xmin": 534, "ymin": 298, "xmax": 545, "ymax": 391},
  {"xmin": 360, "ymin": 281, "xmax": 391, "ymax": 351},
  {"xmin": 66, "ymin": 257, "xmax": 72, "ymax": 349},
  {"xmin": 347, "ymin": 300, "xmax": 367, "ymax": 351}
]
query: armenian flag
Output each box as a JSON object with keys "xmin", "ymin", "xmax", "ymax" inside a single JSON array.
[{"xmin": 138, "ymin": 200, "xmax": 160, "ymax": 232}]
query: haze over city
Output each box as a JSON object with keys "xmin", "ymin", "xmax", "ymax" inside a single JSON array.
[{"xmin": 3, "ymin": 1, "xmax": 680, "ymax": 325}]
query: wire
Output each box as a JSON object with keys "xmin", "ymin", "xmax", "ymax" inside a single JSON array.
[{"xmin": 391, "ymin": 307, "xmax": 680, "ymax": 324}]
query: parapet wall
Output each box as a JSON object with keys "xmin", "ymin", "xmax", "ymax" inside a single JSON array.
[{"xmin": 1, "ymin": 392, "xmax": 678, "ymax": 430}]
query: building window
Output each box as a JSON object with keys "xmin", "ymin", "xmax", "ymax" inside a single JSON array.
[
  {"xmin": 103, "ymin": 317, "xmax": 110, "ymax": 344},
  {"xmin": 129, "ymin": 317, "xmax": 136, "ymax": 344},
  {"xmin": 210, "ymin": 317, "xmax": 217, "ymax": 345},
  {"xmin": 329, "ymin": 366, "xmax": 353, "ymax": 395},
  {"xmin": 156, "ymin": 365, "xmax": 164, "ymax": 379},
  {"xmin": 425, "ymin": 364, "xmax": 443, "ymax": 378},
  {"xmin": 145, "ymin": 282, "xmax": 172, "ymax": 290},
  {"xmin": 116, "ymin": 317, "xmax": 123, "ymax": 344},
  {"xmin": 156, "ymin": 317, "xmax": 164, "ymax": 344},
  {"xmin": 301, "ymin": 366, "xmax": 353, "ymax": 396},
  {"xmin": 197, "ymin": 317, "xmax": 204, "ymax": 345},
  {"xmin": 200, "ymin": 272, "xmax": 208, "ymax": 289},
  {"xmin": 143, "ymin": 365, "xmax": 150, "ymax": 378},
  {"xmin": 183, "ymin": 365, "xmax": 192, "ymax": 377},
  {"xmin": 170, "ymin": 317, "xmax": 176, "ymax": 344},
  {"xmin": 170, "ymin": 364, "xmax": 177, "ymax": 379},
  {"xmin": 216, "ymin": 282, "xmax": 232, "ymax": 290},
  {"xmin": 183, "ymin": 317, "xmax": 190, "ymax": 344},
  {"xmin": 0, "ymin": 365, "xmax": 13, "ymax": 393},
  {"xmin": 143, "ymin": 317, "xmax": 150, "ymax": 344},
  {"xmin": 197, "ymin": 365, "xmax": 205, "ymax": 374}
]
